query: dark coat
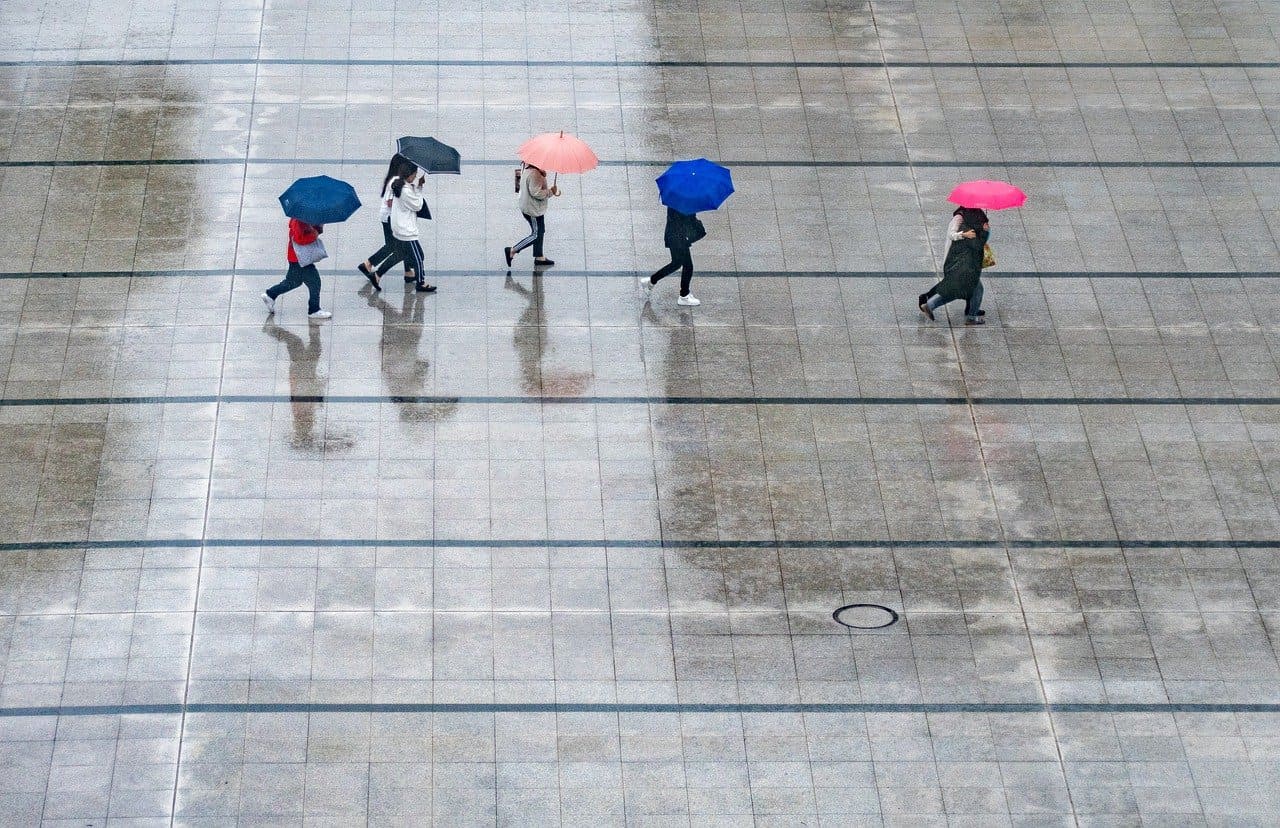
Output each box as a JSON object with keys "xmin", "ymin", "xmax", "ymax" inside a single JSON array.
[
  {"xmin": 933, "ymin": 226, "xmax": 988, "ymax": 302},
  {"xmin": 663, "ymin": 208, "xmax": 703, "ymax": 249}
]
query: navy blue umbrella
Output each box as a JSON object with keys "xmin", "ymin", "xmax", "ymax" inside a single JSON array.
[
  {"xmin": 278, "ymin": 175, "xmax": 362, "ymax": 225},
  {"xmin": 396, "ymin": 136, "xmax": 462, "ymax": 175},
  {"xmin": 656, "ymin": 158, "xmax": 734, "ymax": 214}
]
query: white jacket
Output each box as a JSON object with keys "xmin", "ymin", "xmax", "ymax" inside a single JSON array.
[
  {"xmin": 390, "ymin": 177, "xmax": 425, "ymax": 241},
  {"xmin": 378, "ymin": 177, "xmax": 397, "ymax": 222}
]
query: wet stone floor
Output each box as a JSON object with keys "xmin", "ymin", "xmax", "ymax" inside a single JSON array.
[{"xmin": 3, "ymin": 0, "xmax": 1280, "ymax": 824}]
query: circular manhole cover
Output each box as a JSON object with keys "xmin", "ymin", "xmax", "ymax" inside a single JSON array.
[{"xmin": 832, "ymin": 603, "xmax": 899, "ymax": 629}]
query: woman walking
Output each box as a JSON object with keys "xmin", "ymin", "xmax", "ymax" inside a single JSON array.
[
  {"xmin": 639, "ymin": 206, "xmax": 705, "ymax": 306},
  {"xmin": 261, "ymin": 217, "xmax": 331, "ymax": 320},
  {"xmin": 357, "ymin": 154, "xmax": 419, "ymax": 290},
  {"xmin": 504, "ymin": 163, "xmax": 559, "ymax": 268},
  {"xmin": 919, "ymin": 207, "xmax": 988, "ymax": 325},
  {"xmin": 390, "ymin": 167, "xmax": 437, "ymax": 293}
]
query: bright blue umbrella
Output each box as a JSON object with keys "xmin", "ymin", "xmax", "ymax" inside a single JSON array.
[
  {"xmin": 278, "ymin": 175, "xmax": 361, "ymax": 225},
  {"xmin": 655, "ymin": 158, "xmax": 734, "ymax": 214}
]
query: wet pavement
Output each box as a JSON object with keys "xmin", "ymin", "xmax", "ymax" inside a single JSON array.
[{"xmin": 3, "ymin": 0, "xmax": 1280, "ymax": 824}]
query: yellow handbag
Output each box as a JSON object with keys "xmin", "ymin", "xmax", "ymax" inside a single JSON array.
[{"xmin": 981, "ymin": 243, "xmax": 996, "ymax": 269}]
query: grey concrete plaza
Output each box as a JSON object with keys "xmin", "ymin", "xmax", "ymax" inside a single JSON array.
[{"xmin": 3, "ymin": 0, "xmax": 1280, "ymax": 823}]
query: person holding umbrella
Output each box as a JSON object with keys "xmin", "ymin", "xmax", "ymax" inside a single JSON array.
[
  {"xmin": 504, "ymin": 131, "xmax": 599, "ymax": 269},
  {"xmin": 504, "ymin": 163, "xmax": 559, "ymax": 267},
  {"xmin": 919, "ymin": 179, "xmax": 1025, "ymax": 324},
  {"xmin": 263, "ymin": 174, "xmax": 362, "ymax": 320},
  {"xmin": 387, "ymin": 136, "xmax": 461, "ymax": 294},
  {"xmin": 357, "ymin": 154, "xmax": 419, "ymax": 289},
  {"xmin": 640, "ymin": 158, "xmax": 734, "ymax": 307}
]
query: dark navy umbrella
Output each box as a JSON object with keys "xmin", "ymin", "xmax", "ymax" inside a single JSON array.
[
  {"xmin": 656, "ymin": 158, "xmax": 734, "ymax": 214},
  {"xmin": 278, "ymin": 175, "xmax": 361, "ymax": 225},
  {"xmin": 396, "ymin": 136, "xmax": 462, "ymax": 174}
]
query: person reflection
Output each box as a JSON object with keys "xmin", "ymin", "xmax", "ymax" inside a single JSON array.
[
  {"xmin": 362, "ymin": 284, "xmax": 456, "ymax": 423},
  {"xmin": 504, "ymin": 272, "xmax": 591, "ymax": 395},
  {"xmin": 261, "ymin": 321, "xmax": 342, "ymax": 450}
]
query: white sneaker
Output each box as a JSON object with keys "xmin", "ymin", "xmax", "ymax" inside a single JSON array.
[
  {"xmin": 261, "ymin": 293, "xmax": 275, "ymax": 314},
  {"xmin": 677, "ymin": 294, "xmax": 701, "ymax": 307},
  {"xmin": 637, "ymin": 276, "xmax": 652, "ymax": 298},
  {"xmin": 308, "ymin": 309, "xmax": 332, "ymax": 320}
]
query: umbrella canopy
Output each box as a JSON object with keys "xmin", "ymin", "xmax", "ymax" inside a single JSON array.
[
  {"xmin": 948, "ymin": 180, "xmax": 1026, "ymax": 210},
  {"xmin": 656, "ymin": 158, "xmax": 734, "ymax": 214},
  {"xmin": 517, "ymin": 131, "xmax": 599, "ymax": 174},
  {"xmin": 396, "ymin": 136, "xmax": 461, "ymax": 174},
  {"xmin": 278, "ymin": 175, "xmax": 361, "ymax": 225}
]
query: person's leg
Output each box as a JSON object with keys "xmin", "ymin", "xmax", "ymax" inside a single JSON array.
[
  {"xmin": 266, "ymin": 263, "xmax": 305, "ymax": 299},
  {"xmin": 926, "ymin": 294, "xmax": 948, "ymax": 311},
  {"xmin": 965, "ymin": 282, "xmax": 984, "ymax": 321},
  {"xmin": 511, "ymin": 214, "xmax": 539, "ymax": 255},
  {"xmin": 649, "ymin": 254, "xmax": 682, "ymax": 284},
  {"xmin": 409, "ymin": 240, "xmax": 435, "ymax": 291},
  {"xmin": 532, "ymin": 215, "xmax": 545, "ymax": 259},
  {"xmin": 301, "ymin": 265, "xmax": 322, "ymax": 314},
  {"xmin": 678, "ymin": 248, "xmax": 694, "ymax": 297}
]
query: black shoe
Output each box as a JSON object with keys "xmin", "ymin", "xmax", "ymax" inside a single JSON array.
[
  {"xmin": 533, "ymin": 258, "xmax": 555, "ymax": 267},
  {"xmin": 919, "ymin": 301, "xmax": 935, "ymax": 321},
  {"xmin": 504, "ymin": 246, "xmax": 514, "ymax": 268},
  {"xmin": 358, "ymin": 263, "xmax": 381, "ymax": 291},
  {"xmin": 416, "ymin": 282, "xmax": 437, "ymax": 293}
]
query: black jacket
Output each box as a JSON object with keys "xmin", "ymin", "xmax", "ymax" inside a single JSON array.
[{"xmin": 663, "ymin": 208, "xmax": 703, "ymax": 249}]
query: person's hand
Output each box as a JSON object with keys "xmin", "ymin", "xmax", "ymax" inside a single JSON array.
[
  {"xmin": 551, "ymin": 185, "xmax": 561, "ymax": 196},
  {"xmin": 961, "ymin": 230, "xmax": 977, "ymax": 239}
]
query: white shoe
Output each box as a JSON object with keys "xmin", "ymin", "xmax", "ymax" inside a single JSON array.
[
  {"xmin": 637, "ymin": 276, "xmax": 652, "ymax": 298},
  {"xmin": 677, "ymin": 294, "xmax": 701, "ymax": 307},
  {"xmin": 261, "ymin": 293, "xmax": 275, "ymax": 314},
  {"xmin": 308, "ymin": 309, "xmax": 332, "ymax": 320}
]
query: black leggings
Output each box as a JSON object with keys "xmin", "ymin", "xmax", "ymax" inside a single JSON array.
[
  {"xmin": 512, "ymin": 213, "xmax": 545, "ymax": 258},
  {"xmin": 650, "ymin": 246, "xmax": 693, "ymax": 296},
  {"xmin": 368, "ymin": 221, "xmax": 411, "ymax": 276}
]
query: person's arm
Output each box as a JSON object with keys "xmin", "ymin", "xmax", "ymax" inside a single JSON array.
[
  {"xmin": 947, "ymin": 214, "xmax": 967, "ymax": 241},
  {"xmin": 290, "ymin": 220, "xmax": 319, "ymax": 245},
  {"xmin": 398, "ymin": 177, "xmax": 424, "ymax": 211},
  {"xmin": 527, "ymin": 170, "xmax": 551, "ymax": 200}
]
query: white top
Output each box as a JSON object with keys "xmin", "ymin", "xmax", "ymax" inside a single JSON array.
[
  {"xmin": 377, "ymin": 177, "xmax": 397, "ymax": 223},
  {"xmin": 941, "ymin": 214, "xmax": 966, "ymax": 265},
  {"xmin": 390, "ymin": 176, "xmax": 425, "ymax": 241},
  {"xmin": 519, "ymin": 166, "xmax": 552, "ymax": 217}
]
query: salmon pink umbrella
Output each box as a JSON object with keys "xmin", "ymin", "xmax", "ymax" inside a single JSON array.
[
  {"xmin": 517, "ymin": 131, "xmax": 599, "ymax": 184},
  {"xmin": 948, "ymin": 180, "xmax": 1026, "ymax": 210}
]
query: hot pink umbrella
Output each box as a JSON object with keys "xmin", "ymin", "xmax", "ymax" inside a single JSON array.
[
  {"xmin": 948, "ymin": 180, "xmax": 1026, "ymax": 210},
  {"xmin": 517, "ymin": 131, "xmax": 599, "ymax": 183}
]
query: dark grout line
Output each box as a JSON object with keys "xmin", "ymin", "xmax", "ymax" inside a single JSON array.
[
  {"xmin": 0, "ymin": 538, "xmax": 1276, "ymax": 552},
  {"xmin": 0, "ymin": 701, "xmax": 1277, "ymax": 717},
  {"xmin": 3, "ymin": 58, "xmax": 1279, "ymax": 70},
  {"xmin": 1, "ymin": 394, "xmax": 1279, "ymax": 408},
  {"xmin": 1, "ymin": 269, "xmax": 1274, "ymax": 281},
  {"xmin": 2, "ymin": 158, "xmax": 1278, "ymax": 169}
]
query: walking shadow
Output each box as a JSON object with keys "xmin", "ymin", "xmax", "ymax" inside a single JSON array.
[
  {"xmin": 505, "ymin": 272, "xmax": 592, "ymax": 396},
  {"xmin": 361, "ymin": 283, "xmax": 457, "ymax": 423},
  {"xmin": 261, "ymin": 321, "xmax": 354, "ymax": 451}
]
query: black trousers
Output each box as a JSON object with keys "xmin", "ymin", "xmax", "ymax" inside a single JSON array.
[
  {"xmin": 512, "ymin": 213, "xmax": 545, "ymax": 258},
  {"xmin": 368, "ymin": 221, "xmax": 411, "ymax": 276},
  {"xmin": 266, "ymin": 262, "xmax": 321, "ymax": 313},
  {"xmin": 650, "ymin": 246, "xmax": 693, "ymax": 296}
]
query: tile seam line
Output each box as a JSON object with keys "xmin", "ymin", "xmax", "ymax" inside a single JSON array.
[
  {"xmin": 1, "ymin": 158, "xmax": 1277, "ymax": 168},
  {"xmin": 3, "ymin": 269, "xmax": 1274, "ymax": 280},
  {"xmin": 0, "ymin": 702, "xmax": 1277, "ymax": 717},
  {"xmin": 3, "ymin": 58, "xmax": 1279, "ymax": 69},
  {"xmin": 1, "ymin": 538, "xmax": 1276, "ymax": 552},
  {"xmin": 2, "ymin": 394, "xmax": 1279, "ymax": 406}
]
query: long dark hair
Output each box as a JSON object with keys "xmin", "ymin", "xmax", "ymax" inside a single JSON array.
[
  {"xmin": 383, "ymin": 154, "xmax": 417, "ymax": 198},
  {"xmin": 959, "ymin": 207, "xmax": 988, "ymax": 231}
]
